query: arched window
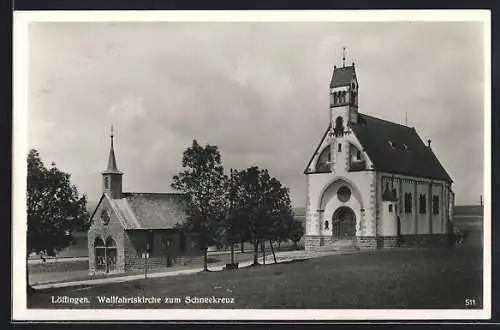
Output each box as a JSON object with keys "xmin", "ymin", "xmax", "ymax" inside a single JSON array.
[
  {"xmin": 432, "ymin": 195, "xmax": 440, "ymax": 215},
  {"xmin": 335, "ymin": 116, "xmax": 344, "ymax": 130},
  {"xmin": 404, "ymin": 193, "xmax": 413, "ymax": 214},
  {"xmin": 324, "ymin": 220, "xmax": 329, "ymax": 229},
  {"xmin": 105, "ymin": 237, "xmax": 116, "ymax": 247},
  {"xmin": 419, "ymin": 194, "xmax": 427, "ymax": 214},
  {"xmin": 315, "ymin": 146, "xmax": 331, "ymax": 173},
  {"xmin": 342, "ymin": 91, "xmax": 347, "ymax": 103},
  {"xmin": 94, "ymin": 237, "xmax": 105, "ymax": 247}
]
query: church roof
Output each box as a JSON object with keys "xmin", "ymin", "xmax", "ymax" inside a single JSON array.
[
  {"xmin": 111, "ymin": 192, "xmax": 188, "ymax": 230},
  {"xmin": 351, "ymin": 113, "xmax": 453, "ymax": 183},
  {"xmin": 330, "ymin": 65, "xmax": 356, "ymax": 88}
]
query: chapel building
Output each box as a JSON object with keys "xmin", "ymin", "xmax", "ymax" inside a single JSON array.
[
  {"xmin": 304, "ymin": 61, "xmax": 455, "ymax": 250},
  {"xmin": 87, "ymin": 130, "xmax": 201, "ymax": 274}
]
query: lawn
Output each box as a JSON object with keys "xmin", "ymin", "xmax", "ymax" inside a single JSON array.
[{"xmin": 28, "ymin": 245, "xmax": 483, "ymax": 309}]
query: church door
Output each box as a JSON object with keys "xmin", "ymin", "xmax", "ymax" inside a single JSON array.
[{"xmin": 332, "ymin": 207, "xmax": 356, "ymax": 239}]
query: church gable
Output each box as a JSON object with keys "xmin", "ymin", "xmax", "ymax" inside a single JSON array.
[
  {"xmin": 304, "ymin": 124, "xmax": 332, "ymax": 174},
  {"xmin": 89, "ymin": 193, "xmax": 126, "ymax": 230}
]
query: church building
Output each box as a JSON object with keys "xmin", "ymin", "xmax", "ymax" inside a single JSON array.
[
  {"xmin": 304, "ymin": 59, "xmax": 455, "ymax": 250},
  {"xmin": 87, "ymin": 130, "xmax": 201, "ymax": 274}
]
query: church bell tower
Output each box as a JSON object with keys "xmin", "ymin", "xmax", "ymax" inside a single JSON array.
[
  {"xmin": 101, "ymin": 126, "xmax": 123, "ymax": 199},
  {"xmin": 329, "ymin": 48, "xmax": 359, "ymax": 136}
]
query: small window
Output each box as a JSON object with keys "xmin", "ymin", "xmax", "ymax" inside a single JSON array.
[
  {"xmin": 404, "ymin": 193, "xmax": 413, "ymax": 214},
  {"xmin": 432, "ymin": 195, "xmax": 440, "ymax": 215},
  {"xmin": 351, "ymin": 82, "xmax": 356, "ymax": 89},
  {"xmin": 419, "ymin": 194, "xmax": 427, "ymax": 214},
  {"xmin": 388, "ymin": 204, "xmax": 393, "ymax": 212},
  {"xmin": 104, "ymin": 177, "xmax": 110, "ymax": 189},
  {"xmin": 338, "ymin": 143, "xmax": 342, "ymax": 152},
  {"xmin": 101, "ymin": 210, "xmax": 110, "ymax": 225},
  {"xmin": 324, "ymin": 221, "xmax": 329, "ymax": 229},
  {"xmin": 356, "ymin": 151, "xmax": 361, "ymax": 160}
]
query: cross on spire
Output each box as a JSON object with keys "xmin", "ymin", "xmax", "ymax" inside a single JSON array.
[{"xmin": 342, "ymin": 47, "xmax": 346, "ymax": 67}]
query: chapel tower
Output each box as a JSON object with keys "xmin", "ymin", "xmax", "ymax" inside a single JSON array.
[
  {"xmin": 329, "ymin": 48, "xmax": 359, "ymax": 136},
  {"xmin": 101, "ymin": 126, "xmax": 123, "ymax": 199}
]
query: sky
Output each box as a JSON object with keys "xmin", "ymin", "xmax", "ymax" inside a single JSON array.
[{"xmin": 27, "ymin": 20, "xmax": 486, "ymax": 207}]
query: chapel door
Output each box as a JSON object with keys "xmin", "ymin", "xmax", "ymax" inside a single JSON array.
[{"xmin": 332, "ymin": 207, "xmax": 356, "ymax": 239}]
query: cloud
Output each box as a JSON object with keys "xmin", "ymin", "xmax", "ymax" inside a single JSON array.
[
  {"xmin": 106, "ymin": 95, "xmax": 146, "ymax": 121},
  {"xmin": 27, "ymin": 21, "xmax": 485, "ymax": 206}
]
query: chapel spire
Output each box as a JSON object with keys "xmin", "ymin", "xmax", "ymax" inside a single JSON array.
[
  {"xmin": 102, "ymin": 125, "xmax": 123, "ymax": 199},
  {"xmin": 104, "ymin": 125, "xmax": 121, "ymax": 174}
]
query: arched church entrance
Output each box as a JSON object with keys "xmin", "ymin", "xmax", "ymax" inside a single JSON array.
[
  {"xmin": 105, "ymin": 237, "xmax": 117, "ymax": 273},
  {"xmin": 94, "ymin": 236, "xmax": 118, "ymax": 273},
  {"xmin": 332, "ymin": 206, "xmax": 356, "ymax": 239}
]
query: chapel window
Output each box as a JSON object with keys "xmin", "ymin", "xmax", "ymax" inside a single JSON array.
[
  {"xmin": 432, "ymin": 195, "xmax": 440, "ymax": 215},
  {"xmin": 334, "ymin": 116, "xmax": 344, "ymax": 137},
  {"xmin": 419, "ymin": 194, "xmax": 427, "ymax": 214},
  {"xmin": 337, "ymin": 186, "xmax": 351, "ymax": 203},
  {"xmin": 404, "ymin": 193, "xmax": 413, "ymax": 214},
  {"xmin": 324, "ymin": 221, "xmax": 329, "ymax": 230},
  {"xmin": 101, "ymin": 209, "xmax": 110, "ymax": 225}
]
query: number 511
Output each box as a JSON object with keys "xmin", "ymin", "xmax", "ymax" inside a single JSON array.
[{"xmin": 465, "ymin": 298, "xmax": 477, "ymax": 307}]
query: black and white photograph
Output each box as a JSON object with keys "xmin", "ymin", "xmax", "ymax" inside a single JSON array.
[{"xmin": 12, "ymin": 10, "xmax": 491, "ymax": 321}]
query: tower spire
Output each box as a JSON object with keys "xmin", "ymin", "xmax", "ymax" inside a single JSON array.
[
  {"xmin": 105, "ymin": 125, "xmax": 120, "ymax": 173},
  {"xmin": 342, "ymin": 47, "xmax": 346, "ymax": 68}
]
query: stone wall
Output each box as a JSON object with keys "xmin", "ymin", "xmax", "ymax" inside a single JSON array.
[
  {"xmin": 307, "ymin": 234, "xmax": 452, "ymax": 251},
  {"xmin": 399, "ymin": 234, "xmax": 451, "ymax": 248},
  {"xmin": 124, "ymin": 229, "xmax": 202, "ymax": 272}
]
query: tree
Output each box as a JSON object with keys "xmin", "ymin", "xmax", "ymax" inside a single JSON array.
[
  {"xmin": 233, "ymin": 166, "xmax": 294, "ymax": 265},
  {"xmin": 27, "ymin": 149, "xmax": 90, "ymax": 291},
  {"xmin": 289, "ymin": 219, "xmax": 305, "ymax": 248},
  {"xmin": 27, "ymin": 149, "xmax": 90, "ymax": 256},
  {"xmin": 171, "ymin": 140, "xmax": 227, "ymax": 271}
]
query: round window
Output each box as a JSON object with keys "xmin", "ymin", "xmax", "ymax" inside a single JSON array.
[{"xmin": 337, "ymin": 186, "xmax": 351, "ymax": 203}]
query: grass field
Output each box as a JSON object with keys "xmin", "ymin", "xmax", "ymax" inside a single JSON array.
[{"xmin": 28, "ymin": 244, "xmax": 483, "ymax": 309}]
